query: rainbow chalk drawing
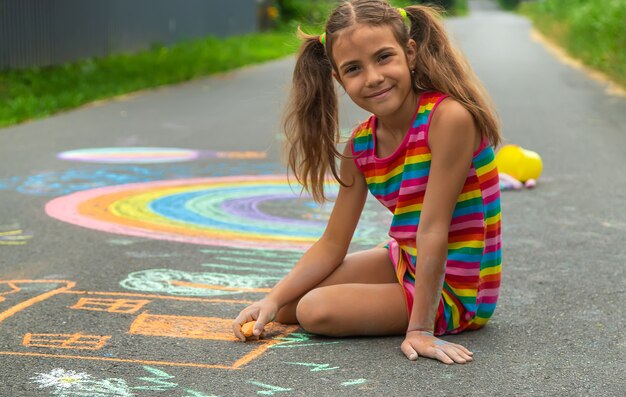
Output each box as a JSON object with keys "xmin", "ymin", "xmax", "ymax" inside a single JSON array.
[
  {"xmin": 45, "ymin": 175, "xmax": 390, "ymax": 251},
  {"xmin": 57, "ymin": 147, "xmax": 267, "ymax": 164}
]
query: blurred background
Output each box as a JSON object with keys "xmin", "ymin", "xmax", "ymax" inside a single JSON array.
[{"xmin": 2, "ymin": 0, "xmax": 623, "ymax": 129}]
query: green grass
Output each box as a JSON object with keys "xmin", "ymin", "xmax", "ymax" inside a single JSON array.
[
  {"xmin": 0, "ymin": 32, "xmax": 301, "ymax": 128},
  {"xmin": 521, "ymin": 0, "xmax": 626, "ymax": 88},
  {"xmin": 495, "ymin": 0, "xmax": 521, "ymax": 11},
  {"xmin": 0, "ymin": 0, "xmax": 469, "ymax": 129},
  {"xmin": 398, "ymin": 0, "xmax": 469, "ymax": 16}
]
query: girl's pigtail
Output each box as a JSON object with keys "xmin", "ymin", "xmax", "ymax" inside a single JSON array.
[
  {"xmin": 284, "ymin": 28, "xmax": 344, "ymax": 203},
  {"xmin": 404, "ymin": 5, "xmax": 501, "ymax": 147}
]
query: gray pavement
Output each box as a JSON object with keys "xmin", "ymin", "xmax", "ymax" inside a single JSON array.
[{"xmin": 1, "ymin": 1, "xmax": 625, "ymax": 396}]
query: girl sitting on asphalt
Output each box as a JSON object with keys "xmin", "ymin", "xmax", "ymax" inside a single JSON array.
[{"xmin": 233, "ymin": 0, "xmax": 502, "ymax": 365}]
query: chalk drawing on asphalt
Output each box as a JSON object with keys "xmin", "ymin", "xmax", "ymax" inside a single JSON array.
[
  {"xmin": 248, "ymin": 381, "xmax": 293, "ymax": 396},
  {"xmin": 31, "ymin": 368, "xmax": 93, "ymax": 389},
  {"xmin": 269, "ymin": 333, "xmax": 341, "ymax": 349},
  {"xmin": 0, "ymin": 163, "xmax": 280, "ymax": 196},
  {"xmin": 0, "ymin": 280, "xmax": 298, "ymax": 370},
  {"xmin": 31, "ymin": 368, "xmax": 134, "ymax": 396},
  {"xmin": 341, "ymin": 379, "xmax": 367, "ymax": 386},
  {"xmin": 57, "ymin": 147, "xmax": 267, "ymax": 164},
  {"xmin": 133, "ymin": 365, "xmax": 177, "ymax": 391},
  {"xmin": 134, "ymin": 365, "xmax": 219, "ymax": 396},
  {"xmin": 30, "ymin": 366, "xmax": 219, "ymax": 396},
  {"xmin": 45, "ymin": 175, "xmax": 390, "ymax": 250},
  {"xmin": 23, "ymin": 333, "xmax": 111, "ymax": 350},
  {"xmin": 0, "ymin": 225, "xmax": 32, "ymax": 246},
  {"xmin": 58, "ymin": 147, "xmax": 202, "ymax": 164},
  {"xmin": 120, "ymin": 269, "xmax": 280, "ymax": 296},
  {"xmin": 285, "ymin": 362, "xmax": 339, "ymax": 371}
]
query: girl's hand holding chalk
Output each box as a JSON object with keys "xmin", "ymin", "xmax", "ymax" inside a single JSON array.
[{"xmin": 232, "ymin": 298, "xmax": 278, "ymax": 342}]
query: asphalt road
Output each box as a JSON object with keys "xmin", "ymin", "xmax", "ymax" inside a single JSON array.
[{"xmin": 1, "ymin": 1, "xmax": 625, "ymax": 396}]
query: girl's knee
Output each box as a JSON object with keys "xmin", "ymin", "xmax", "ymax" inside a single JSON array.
[{"xmin": 295, "ymin": 289, "xmax": 335, "ymax": 335}]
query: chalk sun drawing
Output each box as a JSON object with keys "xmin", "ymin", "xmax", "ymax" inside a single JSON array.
[
  {"xmin": 31, "ymin": 368, "xmax": 92, "ymax": 389},
  {"xmin": 58, "ymin": 147, "xmax": 266, "ymax": 164},
  {"xmin": 45, "ymin": 175, "xmax": 390, "ymax": 251},
  {"xmin": 31, "ymin": 368, "xmax": 135, "ymax": 396}
]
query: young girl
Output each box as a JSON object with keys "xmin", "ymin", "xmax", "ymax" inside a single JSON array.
[{"xmin": 233, "ymin": 0, "xmax": 502, "ymax": 365}]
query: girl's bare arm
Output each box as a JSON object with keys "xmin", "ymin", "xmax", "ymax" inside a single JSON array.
[
  {"xmin": 233, "ymin": 144, "xmax": 368, "ymax": 340},
  {"xmin": 401, "ymin": 98, "xmax": 479, "ymax": 363}
]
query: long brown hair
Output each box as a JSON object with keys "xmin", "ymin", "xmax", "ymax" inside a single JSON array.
[{"xmin": 284, "ymin": 0, "xmax": 501, "ymax": 203}]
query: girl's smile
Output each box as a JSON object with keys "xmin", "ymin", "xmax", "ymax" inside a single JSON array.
[{"xmin": 366, "ymin": 86, "xmax": 393, "ymax": 99}]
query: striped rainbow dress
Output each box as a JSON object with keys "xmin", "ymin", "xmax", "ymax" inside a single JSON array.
[{"xmin": 350, "ymin": 92, "xmax": 502, "ymax": 335}]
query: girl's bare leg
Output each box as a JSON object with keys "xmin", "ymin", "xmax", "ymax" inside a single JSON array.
[
  {"xmin": 274, "ymin": 247, "xmax": 408, "ymax": 336},
  {"xmin": 296, "ymin": 282, "xmax": 408, "ymax": 336}
]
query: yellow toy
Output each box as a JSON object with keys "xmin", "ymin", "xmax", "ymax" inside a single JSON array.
[{"xmin": 495, "ymin": 144, "xmax": 543, "ymax": 182}]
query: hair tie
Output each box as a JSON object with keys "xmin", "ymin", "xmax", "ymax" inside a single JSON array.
[
  {"xmin": 397, "ymin": 8, "xmax": 408, "ymax": 21},
  {"xmin": 318, "ymin": 32, "xmax": 326, "ymax": 46}
]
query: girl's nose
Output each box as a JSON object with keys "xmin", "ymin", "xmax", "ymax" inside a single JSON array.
[{"xmin": 365, "ymin": 67, "xmax": 384, "ymax": 87}]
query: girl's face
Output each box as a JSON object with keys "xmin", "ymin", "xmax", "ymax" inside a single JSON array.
[{"xmin": 332, "ymin": 24, "xmax": 417, "ymax": 119}]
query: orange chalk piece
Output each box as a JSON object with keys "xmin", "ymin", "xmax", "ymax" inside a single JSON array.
[{"xmin": 241, "ymin": 321, "xmax": 256, "ymax": 338}]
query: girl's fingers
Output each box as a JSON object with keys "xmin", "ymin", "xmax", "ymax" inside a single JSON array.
[
  {"xmin": 442, "ymin": 346, "xmax": 468, "ymax": 364},
  {"xmin": 455, "ymin": 347, "xmax": 473, "ymax": 362},
  {"xmin": 254, "ymin": 312, "xmax": 273, "ymax": 336},
  {"xmin": 433, "ymin": 348, "xmax": 454, "ymax": 365},
  {"xmin": 232, "ymin": 321, "xmax": 245, "ymax": 342},
  {"xmin": 450, "ymin": 342, "xmax": 473, "ymax": 356},
  {"xmin": 400, "ymin": 342, "xmax": 419, "ymax": 361},
  {"xmin": 232, "ymin": 311, "xmax": 255, "ymax": 342}
]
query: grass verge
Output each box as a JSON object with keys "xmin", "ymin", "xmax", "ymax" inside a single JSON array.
[
  {"xmin": 520, "ymin": 0, "xmax": 626, "ymax": 89},
  {"xmin": 0, "ymin": 32, "xmax": 301, "ymax": 129}
]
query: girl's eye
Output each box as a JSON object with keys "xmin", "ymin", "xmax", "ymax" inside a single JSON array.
[
  {"xmin": 344, "ymin": 66, "xmax": 359, "ymax": 75},
  {"xmin": 378, "ymin": 53, "xmax": 392, "ymax": 62}
]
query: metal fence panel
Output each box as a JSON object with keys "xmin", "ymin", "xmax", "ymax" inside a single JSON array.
[{"xmin": 0, "ymin": 0, "xmax": 258, "ymax": 69}]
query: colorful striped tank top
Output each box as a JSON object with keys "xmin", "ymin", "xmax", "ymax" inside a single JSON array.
[{"xmin": 350, "ymin": 92, "xmax": 502, "ymax": 335}]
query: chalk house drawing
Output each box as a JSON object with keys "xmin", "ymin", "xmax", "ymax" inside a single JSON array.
[{"xmin": 0, "ymin": 280, "xmax": 297, "ymax": 370}]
